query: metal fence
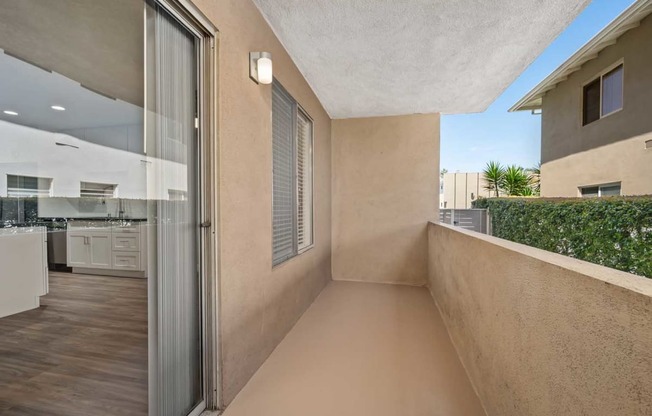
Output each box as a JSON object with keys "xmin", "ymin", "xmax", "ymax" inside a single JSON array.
[{"xmin": 439, "ymin": 209, "xmax": 489, "ymax": 234}]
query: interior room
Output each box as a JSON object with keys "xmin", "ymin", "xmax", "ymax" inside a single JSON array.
[
  {"xmin": 0, "ymin": 1, "xmax": 205, "ymax": 414},
  {"xmin": 0, "ymin": 43, "xmax": 152, "ymax": 416}
]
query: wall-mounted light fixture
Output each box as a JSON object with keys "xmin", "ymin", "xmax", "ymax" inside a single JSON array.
[{"xmin": 249, "ymin": 52, "xmax": 273, "ymax": 85}]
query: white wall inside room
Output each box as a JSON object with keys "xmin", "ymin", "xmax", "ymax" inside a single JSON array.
[
  {"xmin": 0, "ymin": 121, "xmax": 188, "ymax": 219},
  {"xmin": 0, "ymin": 50, "xmax": 189, "ymax": 219}
]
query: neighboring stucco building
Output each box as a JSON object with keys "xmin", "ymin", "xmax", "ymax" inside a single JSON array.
[
  {"xmin": 511, "ymin": 1, "xmax": 652, "ymax": 198},
  {"xmin": 440, "ymin": 172, "xmax": 492, "ymax": 209}
]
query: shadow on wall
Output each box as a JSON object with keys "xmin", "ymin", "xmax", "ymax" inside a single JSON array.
[
  {"xmin": 219, "ymin": 248, "xmax": 331, "ymax": 405},
  {"xmin": 332, "ymin": 223, "xmax": 429, "ymax": 286}
]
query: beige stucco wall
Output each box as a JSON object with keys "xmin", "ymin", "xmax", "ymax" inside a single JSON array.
[
  {"xmin": 428, "ymin": 222, "xmax": 652, "ymax": 415},
  {"xmin": 442, "ymin": 172, "xmax": 492, "ymax": 209},
  {"xmin": 332, "ymin": 114, "xmax": 440, "ymax": 286},
  {"xmin": 540, "ymin": 14, "xmax": 652, "ymax": 197},
  {"xmin": 541, "ymin": 134, "xmax": 652, "ymax": 197},
  {"xmin": 192, "ymin": 0, "xmax": 332, "ymax": 406}
]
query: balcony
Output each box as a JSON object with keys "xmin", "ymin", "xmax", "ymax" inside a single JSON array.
[
  {"xmin": 216, "ymin": 222, "xmax": 652, "ymax": 415},
  {"xmin": 222, "ymin": 280, "xmax": 484, "ymax": 416},
  {"xmin": 1, "ymin": 1, "xmax": 650, "ymax": 416}
]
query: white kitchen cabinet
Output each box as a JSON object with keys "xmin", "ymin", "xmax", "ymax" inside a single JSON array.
[
  {"xmin": 88, "ymin": 232, "xmax": 112, "ymax": 268},
  {"xmin": 0, "ymin": 227, "xmax": 48, "ymax": 318},
  {"xmin": 67, "ymin": 229, "xmax": 111, "ymax": 269},
  {"xmin": 67, "ymin": 220, "xmax": 147, "ymax": 277},
  {"xmin": 68, "ymin": 232, "xmax": 90, "ymax": 267},
  {"xmin": 112, "ymin": 233, "xmax": 140, "ymax": 251},
  {"xmin": 113, "ymin": 252, "xmax": 141, "ymax": 270}
]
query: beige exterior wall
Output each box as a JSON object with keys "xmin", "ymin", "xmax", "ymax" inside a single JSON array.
[
  {"xmin": 192, "ymin": 0, "xmax": 332, "ymax": 405},
  {"xmin": 441, "ymin": 172, "xmax": 492, "ymax": 209},
  {"xmin": 331, "ymin": 114, "xmax": 440, "ymax": 286},
  {"xmin": 540, "ymin": 15, "xmax": 652, "ymax": 197},
  {"xmin": 428, "ymin": 222, "xmax": 652, "ymax": 415}
]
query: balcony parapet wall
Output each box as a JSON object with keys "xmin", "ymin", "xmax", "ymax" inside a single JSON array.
[{"xmin": 428, "ymin": 221, "xmax": 652, "ymax": 416}]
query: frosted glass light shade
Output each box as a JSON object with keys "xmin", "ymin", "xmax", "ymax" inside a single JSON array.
[
  {"xmin": 249, "ymin": 52, "xmax": 273, "ymax": 85},
  {"xmin": 257, "ymin": 57, "xmax": 273, "ymax": 84}
]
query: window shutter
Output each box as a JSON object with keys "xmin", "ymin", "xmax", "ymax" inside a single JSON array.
[
  {"xmin": 296, "ymin": 110, "xmax": 313, "ymax": 251},
  {"xmin": 272, "ymin": 84, "xmax": 296, "ymax": 264}
]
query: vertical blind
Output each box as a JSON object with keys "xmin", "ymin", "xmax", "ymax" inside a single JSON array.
[
  {"xmin": 152, "ymin": 5, "xmax": 201, "ymax": 416},
  {"xmin": 601, "ymin": 65, "xmax": 623, "ymax": 116},
  {"xmin": 272, "ymin": 85, "xmax": 296, "ymax": 264},
  {"xmin": 272, "ymin": 83, "xmax": 314, "ymax": 265},
  {"xmin": 296, "ymin": 110, "xmax": 313, "ymax": 251}
]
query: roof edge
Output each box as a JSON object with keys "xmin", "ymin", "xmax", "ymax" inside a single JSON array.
[{"xmin": 510, "ymin": 0, "xmax": 652, "ymax": 112}]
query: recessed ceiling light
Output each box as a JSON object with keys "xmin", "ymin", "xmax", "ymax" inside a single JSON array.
[
  {"xmin": 3, "ymin": 110, "xmax": 19, "ymax": 116},
  {"xmin": 51, "ymin": 105, "xmax": 66, "ymax": 111}
]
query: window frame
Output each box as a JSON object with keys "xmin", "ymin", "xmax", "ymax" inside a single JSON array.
[
  {"xmin": 79, "ymin": 181, "xmax": 117, "ymax": 198},
  {"xmin": 581, "ymin": 59, "xmax": 624, "ymax": 126},
  {"xmin": 271, "ymin": 81, "xmax": 315, "ymax": 267},
  {"xmin": 579, "ymin": 182, "xmax": 622, "ymax": 198},
  {"xmin": 6, "ymin": 174, "xmax": 53, "ymax": 197},
  {"xmin": 296, "ymin": 107, "xmax": 314, "ymax": 255}
]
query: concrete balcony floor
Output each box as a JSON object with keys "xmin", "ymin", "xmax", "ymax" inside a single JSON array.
[{"xmin": 222, "ymin": 281, "xmax": 485, "ymax": 416}]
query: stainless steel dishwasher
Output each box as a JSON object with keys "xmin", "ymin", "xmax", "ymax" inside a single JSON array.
[{"xmin": 46, "ymin": 221, "xmax": 68, "ymax": 269}]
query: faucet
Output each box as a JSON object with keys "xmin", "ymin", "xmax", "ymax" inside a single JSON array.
[{"xmin": 118, "ymin": 199, "xmax": 126, "ymax": 221}]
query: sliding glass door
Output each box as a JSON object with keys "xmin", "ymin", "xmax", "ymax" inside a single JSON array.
[
  {"xmin": 0, "ymin": 1, "xmax": 216, "ymax": 415},
  {"xmin": 146, "ymin": 2, "xmax": 204, "ymax": 415}
]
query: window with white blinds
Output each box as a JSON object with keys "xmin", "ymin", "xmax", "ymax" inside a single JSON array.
[
  {"xmin": 272, "ymin": 82, "xmax": 314, "ymax": 266},
  {"xmin": 7, "ymin": 175, "xmax": 52, "ymax": 197},
  {"xmin": 80, "ymin": 182, "xmax": 117, "ymax": 198}
]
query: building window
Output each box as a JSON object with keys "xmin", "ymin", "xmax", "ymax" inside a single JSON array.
[
  {"xmin": 583, "ymin": 63, "xmax": 623, "ymax": 126},
  {"xmin": 80, "ymin": 182, "xmax": 117, "ymax": 198},
  {"xmin": 272, "ymin": 82, "xmax": 314, "ymax": 266},
  {"xmin": 580, "ymin": 183, "xmax": 621, "ymax": 198},
  {"xmin": 7, "ymin": 174, "xmax": 53, "ymax": 197}
]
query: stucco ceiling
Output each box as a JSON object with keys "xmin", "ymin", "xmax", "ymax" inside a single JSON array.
[{"xmin": 252, "ymin": 0, "xmax": 591, "ymax": 119}]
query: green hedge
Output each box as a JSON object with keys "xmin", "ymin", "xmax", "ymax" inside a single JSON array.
[{"xmin": 472, "ymin": 197, "xmax": 652, "ymax": 278}]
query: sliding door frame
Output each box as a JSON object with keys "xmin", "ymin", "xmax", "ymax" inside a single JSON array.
[{"xmin": 145, "ymin": 1, "xmax": 220, "ymax": 415}]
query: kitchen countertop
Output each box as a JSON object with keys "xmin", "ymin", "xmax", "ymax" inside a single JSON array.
[{"xmin": 1, "ymin": 218, "xmax": 148, "ymax": 229}]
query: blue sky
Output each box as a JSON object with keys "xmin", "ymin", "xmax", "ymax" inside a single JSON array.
[{"xmin": 440, "ymin": 0, "xmax": 636, "ymax": 173}]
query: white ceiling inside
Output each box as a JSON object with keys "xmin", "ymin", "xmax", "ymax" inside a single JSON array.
[
  {"xmin": 252, "ymin": 0, "xmax": 591, "ymax": 119},
  {"xmin": 0, "ymin": 50, "xmax": 142, "ymax": 132}
]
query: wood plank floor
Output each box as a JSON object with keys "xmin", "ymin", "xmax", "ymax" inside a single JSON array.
[{"xmin": 0, "ymin": 272, "xmax": 148, "ymax": 416}]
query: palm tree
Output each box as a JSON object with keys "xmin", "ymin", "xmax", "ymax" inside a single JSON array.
[
  {"xmin": 503, "ymin": 165, "xmax": 530, "ymax": 196},
  {"xmin": 527, "ymin": 163, "xmax": 541, "ymax": 195},
  {"xmin": 482, "ymin": 161, "xmax": 505, "ymax": 197}
]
